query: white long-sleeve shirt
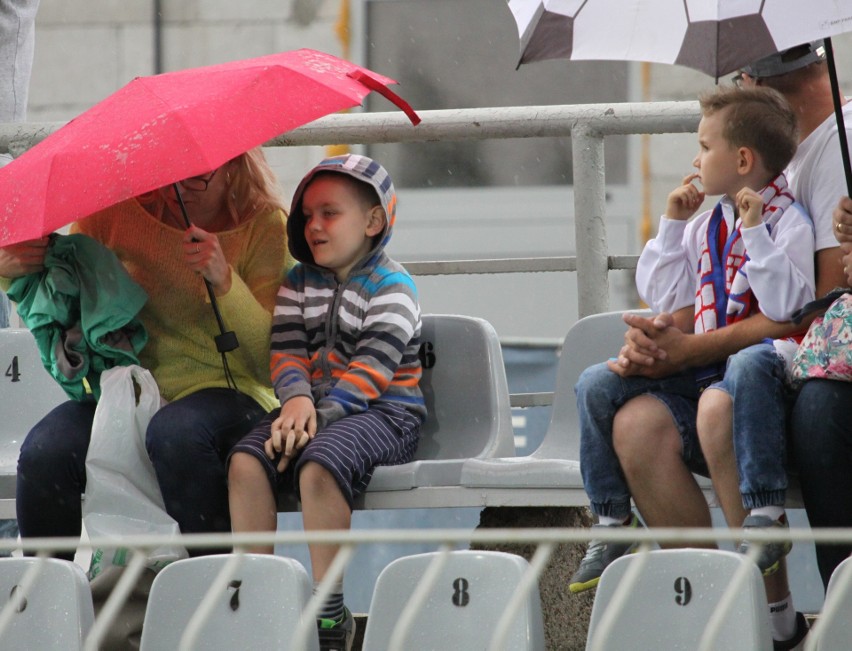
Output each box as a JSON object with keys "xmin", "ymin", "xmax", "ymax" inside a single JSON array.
[{"xmin": 636, "ymin": 195, "xmax": 815, "ymax": 325}]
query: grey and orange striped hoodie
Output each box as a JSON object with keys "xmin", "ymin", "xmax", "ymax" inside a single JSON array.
[{"xmin": 270, "ymin": 154, "xmax": 426, "ymax": 430}]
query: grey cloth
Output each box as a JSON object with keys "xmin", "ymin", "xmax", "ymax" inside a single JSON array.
[
  {"xmin": 0, "ymin": 0, "xmax": 40, "ymax": 166},
  {"xmin": 0, "ymin": 292, "xmax": 9, "ymax": 328}
]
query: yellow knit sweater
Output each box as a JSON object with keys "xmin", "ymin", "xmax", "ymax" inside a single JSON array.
[{"xmin": 71, "ymin": 199, "xmax": 288, "ymax": 410}]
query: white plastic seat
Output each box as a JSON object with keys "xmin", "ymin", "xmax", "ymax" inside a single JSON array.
[
  {"xmin": 362, "ymin": 550, "xmax": 545, "ymax": 650},
  {"xmin": 361, "ymin": 314, "xmax": 515, "ymax": 497},
  {"xmin": 139, "ymin": 554, "xmax": 318, "ymax": 650},
  {"xmin": 459, "ymin": 310, "xmax": 732, "ymax": 506},
  {"xmin": 586, "ymin": 548, "xmax": 772, "ymax": 651},
  {"xmin": 0, "ymin": 557, "xmax": 94, "ymax": 650},
  {"xmin": 0, "ymin": 329, "xmax": 68, "ymax": 517},
  {"xmin": 462, "ymin": 310, "xmax": 643, "ymax": 491},
  {"xmin": 809, "ymin": 555, "xmax": 852, "ymax": 650}
]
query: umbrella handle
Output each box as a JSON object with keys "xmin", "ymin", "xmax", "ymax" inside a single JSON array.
[
  {"xmin": 824, "ymin": 38, "xmax": 852, "ymax": 197},
  {"xmin": 347, "ymin": 70, "xmax": 422, "ymax": 126},
  {"xmin": 171, "ymin": 182, "xmax": 240, "ymax": 354}
]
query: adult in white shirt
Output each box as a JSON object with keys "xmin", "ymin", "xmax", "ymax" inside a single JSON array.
[{"xmin": 602, "ymin": 42, "xmax": 846, "ymax": 649}]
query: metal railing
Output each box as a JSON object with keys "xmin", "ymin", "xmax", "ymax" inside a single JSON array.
[
  {"xmin": 2, "ymin": 102, "xmax": 846, "ymax": 649},
  {"xmin": 2, "ymin": 526, "xmax": 850, "ymax": 650},
  {"xmin": 0, "ymin": 100, "xmax": 700, "ymax": 318}
]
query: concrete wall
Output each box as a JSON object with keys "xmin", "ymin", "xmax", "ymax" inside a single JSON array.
[
  {"xmin": 22, "ymin": 1, "xmax": 852, "ymax": 338},
  {"xmin": 28, "ymin": 0, "xmax": 342, "ymax": 192}
]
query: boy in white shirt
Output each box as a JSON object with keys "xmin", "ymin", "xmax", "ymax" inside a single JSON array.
[{"xmin": 571, "ymin": 86, "xmax": 813, "ymax": 621}]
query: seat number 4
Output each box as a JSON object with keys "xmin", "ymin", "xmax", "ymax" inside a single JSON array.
[{"xmin": 5, "ymin": 356, "xmax": 19, "ymax": 383}]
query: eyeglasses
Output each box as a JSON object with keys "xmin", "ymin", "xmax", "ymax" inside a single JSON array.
[
  {"xmin": 730, "ymin": 71, "xmax": 745, "ymax": 87},
  {"xmin": 178, "ymin": 169, "xmax": 218, "ymax": 192}
]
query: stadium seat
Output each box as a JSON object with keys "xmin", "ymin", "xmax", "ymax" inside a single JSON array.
[
  {"xmin": 139, "ymin": 554, "xmax": 318, "ymax": 650},
  {"xmin": 809, "ymin": 555, "xmax": 852, "ymax": 650},
  {"xmin": 361, "ymin": 550, "xmax": 545, "ymax": 650},
  {"xmin": 359, "ymin": 314, "xmax": 515, "ymax": 499},
  {"xmin": 0, "ymin": 329, "xmax": 67, "ymax": 517},
  {"xmin": 461, "ymin": 310, "xmax": 643, "ymax": 492},
  {"xmin": 0, "ymin": 557, "xmax": 94, "ymax": 650},
  {"xmin": 586, "ymin": 548, "xmax": 773, "ymax": 650}
]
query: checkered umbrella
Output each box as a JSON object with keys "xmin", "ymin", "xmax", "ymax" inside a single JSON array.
[
  {"xmin": 509, "ymin": 0, "xmax": 852, "ymax": 193},
  {"xmin": 510, "ymin": 0, "xmax": 852, "ymax": 78}
]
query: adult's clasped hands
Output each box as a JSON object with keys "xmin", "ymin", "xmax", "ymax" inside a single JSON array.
[{"xmin": 607, "ymin": 311, "xmax": 689, "ymax": 379}]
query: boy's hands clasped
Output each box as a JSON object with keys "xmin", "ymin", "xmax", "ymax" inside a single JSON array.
[{"xmin": 265, "ymin": 395, "xmax": 317, "ymax": 472}]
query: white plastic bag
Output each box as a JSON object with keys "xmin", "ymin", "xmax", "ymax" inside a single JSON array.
[{"xmin": 83, "ymin": 365, "xmax": 187, "ymax": 579}]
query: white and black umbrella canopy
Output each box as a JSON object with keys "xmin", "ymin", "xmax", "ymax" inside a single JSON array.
[{"xmin": 511, "ymin": 0, "xmax": 852, "ymax": 78}]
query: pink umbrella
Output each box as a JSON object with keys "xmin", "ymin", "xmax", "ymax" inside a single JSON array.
[{"xmin": 0, "ymin": 48, "xmax": 420, "ymax": 247}]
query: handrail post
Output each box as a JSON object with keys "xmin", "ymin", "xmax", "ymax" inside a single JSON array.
[{"xmin": 572, "ymin": 124, "xmax": 609, "ymax": 317}]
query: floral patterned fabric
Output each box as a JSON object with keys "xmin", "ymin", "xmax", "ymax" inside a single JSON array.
[{"xmin": 792, "ymin": 293, "xmax": 852, "ymax": 381}]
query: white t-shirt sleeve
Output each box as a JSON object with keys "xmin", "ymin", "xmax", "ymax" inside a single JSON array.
[
  {"xmin": 805, "ymin": 142, "xmax": 849, "ymax": 252},
  {"xmin": 787, "ymin": 104, "xmax": 852, "ymax": 252}
]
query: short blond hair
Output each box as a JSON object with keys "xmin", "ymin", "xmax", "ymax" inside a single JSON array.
[{"xmin": 699, "ymin": 86, "xmax": 798, "ymax": 176}]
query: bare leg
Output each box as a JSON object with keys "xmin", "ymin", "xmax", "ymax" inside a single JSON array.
[
  {"xmin": 697, "ymin": 389, "xmax": 748, "ymax": 528},
  {"xmin": 613, "ymin": 395, "xmax": 713, "ymax": 546},
  {"xmin": 227, "ymin": 452, "xmax": 277, "ymax": 554},
  {"xmin": 696, "ymin": 388, "xmax": 790, "ymax": 602},
  {"xmin": 299, "ymin": 461, "xmax": 352, "ymax": 582}
]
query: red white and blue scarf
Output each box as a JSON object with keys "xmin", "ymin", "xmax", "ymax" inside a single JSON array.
[{"xmin": 693, "ymin": 174, "xmax": 794, "ymax": 335}]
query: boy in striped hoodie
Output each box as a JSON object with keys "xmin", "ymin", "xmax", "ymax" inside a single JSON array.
[{"xmin": 228, "ymin": 154, "xmax": 425, "ymax": 650}]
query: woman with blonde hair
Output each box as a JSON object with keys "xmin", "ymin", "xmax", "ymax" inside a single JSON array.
[{"xmin": 1, "ymin": 146, "xmax": 290, "ymax": 556}]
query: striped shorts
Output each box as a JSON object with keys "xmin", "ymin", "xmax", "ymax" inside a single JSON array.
[{"xmin": 230, "ymin": 401, "xmax": 422, "ymax": 508}]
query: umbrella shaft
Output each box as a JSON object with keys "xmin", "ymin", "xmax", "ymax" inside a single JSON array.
[
  {"xmin": 171, "ymin": 183, "xmax": 238, "ymax": 352},
  {"xmin": 173, "ymin": 183, "xmax": 192, "ymax": 229},
  {"xmin": 824, "ymin": 39, "xmax": 852, "ymax": 197}
]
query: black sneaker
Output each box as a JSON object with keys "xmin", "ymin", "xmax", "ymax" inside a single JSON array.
[
  {"xmin": 773, "ymin": 611, "xmax": 808, "ymax": 650},
  {"xmin": 317, "ymin": 606, "xmax": 355, "ymax": 651},
  {"xmin": 568, "ymin": 513, "xmax": 641, "ymax": 593},
  {"xmin": 736, "ymin": 514, "xmax": 792, "ymax": 576}
]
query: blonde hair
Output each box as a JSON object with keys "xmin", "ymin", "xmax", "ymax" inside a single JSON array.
[
  {"xmin": 140, "ymin": 147, "xmax": 288, "ymax": 227},
  {"xmin": 224, "ymin": 147, "xmax": 288, "ymax": 225}
]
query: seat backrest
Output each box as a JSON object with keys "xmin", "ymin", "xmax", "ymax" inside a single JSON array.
[
  {"xmin": 0, "ymin": 557, "xmax": 94, "ymax": 650},
  {"xmin": 414, "ymin": 314, "xmax": 514, "ymax": 460},
  {"xmin": 534, "ymin": 310, "xmax": 647, "ymax": 460},
  {"xmin": 812, "ymin": 556, "xmax": 852, "ymax": 650},
  {"xmin": 0, "ymin": 329, "xmax": 67, "ymax": 472},
  {"xmin": 362, "ymin": 550, "xmax": 545, "ymax": 650},
  {"xmin": 586, "ymin": 548, "xmax": 772, "ymax": 651},
  {"xmin": 139, "ymin": 554, "xmax": 318, "ymax": 650}
]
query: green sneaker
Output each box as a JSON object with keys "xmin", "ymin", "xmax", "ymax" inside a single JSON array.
[
  {"xmin": 317, "ymin": 606, "xmax": 355, "ymax": 651},
  {"xmin": 737, "ymin": 514, "xmax": 792, "ymax": 576},
  {"xmin": 569, "ymin": 514, "xmax": 641, "ymax": 594}
]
